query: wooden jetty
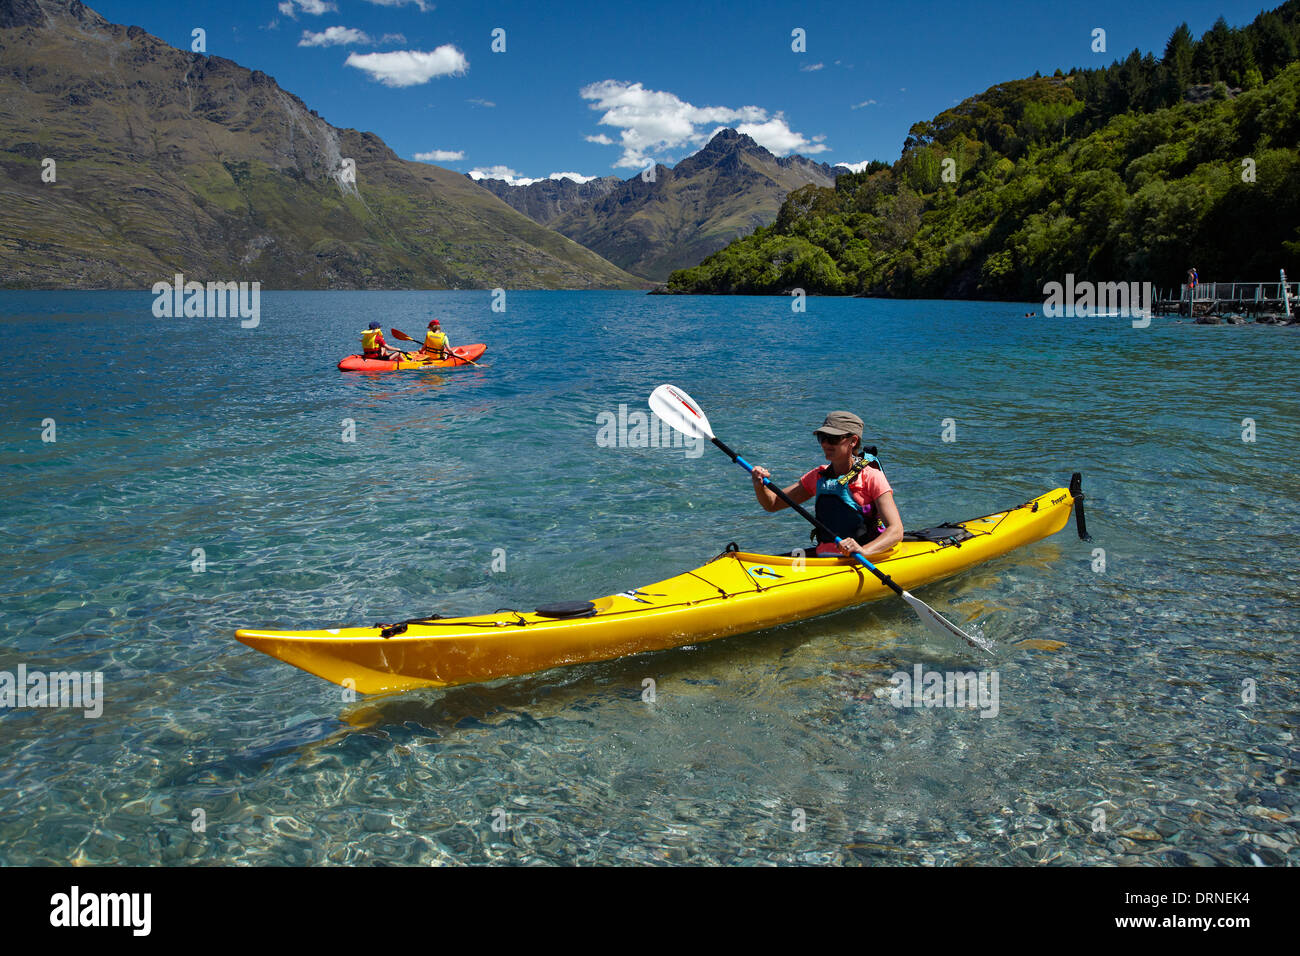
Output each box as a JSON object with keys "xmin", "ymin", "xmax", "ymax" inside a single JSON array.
[{"xmin": 1153, "ymin": 271, "xmax": 1297, "ymax": 321}]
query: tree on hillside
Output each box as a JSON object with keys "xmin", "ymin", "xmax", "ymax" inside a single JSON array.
[
  {"xmin": 775, "ymin": 184, "xmax": 840, "ymax": 232},
  {"xmin": 1221, "ymin": 21, "xmax": 1259, "ymax": 86},
  {"xmin": 1163, "ymin": 23, "xmax": 1194, "ymax": 102},
  {"xmin": 1255, "ymin": 12, "xmax": 1300, "ymax": 77},
  {"xmin": 1192, "ymin": 25, "xmax": 1221, "ymax": 83}
]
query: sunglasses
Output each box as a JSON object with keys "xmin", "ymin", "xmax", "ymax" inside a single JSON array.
[{"xmin": 816, "ymin": 433, "xmax": 851, "ymax": 445}]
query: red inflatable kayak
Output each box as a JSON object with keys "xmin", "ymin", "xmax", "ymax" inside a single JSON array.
[{"xmin": 338, "ymin": 343, "xmax": 487, "ymax": 372}]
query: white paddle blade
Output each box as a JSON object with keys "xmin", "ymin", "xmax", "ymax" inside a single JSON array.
[
  {"xmin": 901, "ymin": 590, "xmax": 995, "ymax": 654},
  {"xmin": 649, "ymin": 384, "xmax": 715, "ymax": 442}
]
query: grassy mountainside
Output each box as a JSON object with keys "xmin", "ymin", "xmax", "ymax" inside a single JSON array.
[
  {"xmin": 667, "ymin": 3, "xmax": 1300, "ymax": 297},
  {"xmin": 0, "ymin": 0, "xmax": 640, "ymax": 289},
  {"xmin": 545, "ymin": 129, "xmax": 839, "ymax": 282}
]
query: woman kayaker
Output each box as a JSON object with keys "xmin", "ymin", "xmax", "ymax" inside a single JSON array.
[
  {"xmin": 750, "ymin": 410, "xmax": 904, "ymax": 558},
  {"xmin": 360, "ymin": 322, "xmax": 406, "ymax": 362},
  {"xmin": 412, "ymin": 319, "xmax": 450, "ymax": 361}
]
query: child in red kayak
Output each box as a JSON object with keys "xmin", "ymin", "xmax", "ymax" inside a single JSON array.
[
  {"xmin": 412, "ymin": 319, "xmax": 451, "ymax": 361},
  {"xmin": 750, "ymin": 410, "xmax": 903, "ymax": 558},
  {"xmin": 360, "ymin": 322, "xmax": 407, "ymax": 362}
]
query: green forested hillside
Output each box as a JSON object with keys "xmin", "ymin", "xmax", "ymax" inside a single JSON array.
[{"xmin": 666, "ymin": 3, "xmax": 1300, "ymax": 298}]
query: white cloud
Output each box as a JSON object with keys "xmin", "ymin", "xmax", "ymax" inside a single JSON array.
[
  {"xmin": 469, "ymin": 165, "xmax": 533, "ymax": 185},
  {"xmin": 285, "ymin": 0, "xmax": 336, "ymax": 15},
  {"xmin": 735, "ymin": 117, "xmax": 830, "ymax": 155},
  {"xmin": 345, "ymin": 46, "xmax": 468, "ymax": 87},
  {"xmin": 580, "ymin": 80, "xmax": 824, "ymax": 169},
  {"xmin": 467, "ymin": 97, "xmax": 495, "ymax": 107},
  {"xmin": 300, "ymin": 26, "xmax": 371, "ymax": 47},
  {"xmin": 800, "ymin": 62, "xmax": 824, "ymax": 72},
  {"xmin": 379, "ymin": 33, "xmax": 406, "ymax": 43},
  {"xmin": 850, "ymin": 99, "xmax": 877, "ymax": 109},
  {"xmin": 585, "ymin": 133, "xmax": 614, "ymax": 145},
  {"xmin": 469, "ymin": 167, "xmax": 598, "ymax": 186},
  {"xmin": 363, "ymin": 0, "xmax": 435, "ymax": 10},
  {"xmin": 414, "ymin": 149, "xmax": 465, "ymax": 162}
]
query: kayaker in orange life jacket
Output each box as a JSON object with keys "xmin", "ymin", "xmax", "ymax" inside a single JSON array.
[
  {"xmin": 360, "ymin": 322, "xmax": 406, "ymax": 362},
  {"xmin": 749, "ymin": 410, "xmax": 904, "ymax": 558},
  {"xmin": 412, "ymin": 319, "xmax": 450, "ymax": 361}
]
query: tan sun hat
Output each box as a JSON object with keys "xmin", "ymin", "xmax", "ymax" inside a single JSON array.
[{"xmin": 813, "ymin": 411, "xmax": 864, "ymax": 438}]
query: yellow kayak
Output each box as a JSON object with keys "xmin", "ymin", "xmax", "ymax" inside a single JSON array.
[{"xmin": 235, "ymin": 481, "xmax": 1083, "ymax": 694}]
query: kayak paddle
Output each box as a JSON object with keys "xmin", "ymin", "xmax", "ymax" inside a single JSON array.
[
  {"xmin": 648, "ymin": 383, "xmax": 994, "ymax": 654},
  {"xmin": 390, "ymin": 328, "xmax": 483, "ymax": 367}
]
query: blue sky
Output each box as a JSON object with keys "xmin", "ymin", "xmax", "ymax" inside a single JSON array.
[{"xmin": 92, "ymin": 0, "xmax": 1277, "ymax": 183}]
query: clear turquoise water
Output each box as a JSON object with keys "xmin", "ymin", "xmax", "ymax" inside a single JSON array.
[{"xmin": 1, "ymin": 290, "xmax": 1296, "ymax": 865}]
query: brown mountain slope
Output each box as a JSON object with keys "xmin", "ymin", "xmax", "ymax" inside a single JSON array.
[{"xmin": 0, "ymin": 0, "xmax": 640, "ymax": 289}]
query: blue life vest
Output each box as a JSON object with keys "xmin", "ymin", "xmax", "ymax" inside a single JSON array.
[{"xmin": 812, "ymin": 454, "xmax": 885, "ymax": 548}]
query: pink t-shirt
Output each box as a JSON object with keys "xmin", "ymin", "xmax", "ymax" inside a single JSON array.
[{"xmin": 799, "ymin": 462, "xmax": 894, "ymax": 555}]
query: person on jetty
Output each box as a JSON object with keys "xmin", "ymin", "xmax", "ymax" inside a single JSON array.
[
  {"xmin": 360, "ymin": 322, "xmax": 407, "ymax": 362},
  {"xmin": 412, "ymin": 319, "xmax": 451, "ymax": 361},
  {"xmin": 749, "ymin": 410, "xmax": 904, "ymax": 558}
]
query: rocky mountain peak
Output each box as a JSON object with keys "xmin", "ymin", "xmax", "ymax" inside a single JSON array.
[
  {"xmin": 0, "ymin": 0, "xmax": 108, "ymax": 29},
  {"xmin": 669, "ymin": 128, "xmax": 770, "ymax": 179},
  {"xmin": 697, "ymin": 128, "xmax": 766, "ymax": 157}
]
